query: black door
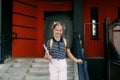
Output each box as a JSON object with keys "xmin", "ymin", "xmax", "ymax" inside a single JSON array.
[
  {"xmin": 44, "ymin": 11, "xmax": 73, "ymax": 48},
  {"xmin": 0, "ymin": 0, "xmax": 12, "ymax": 63}
]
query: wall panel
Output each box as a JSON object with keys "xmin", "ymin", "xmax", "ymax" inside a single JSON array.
[
  {"xmin": 83, "ymin": 0, "xmax": 120, "ymax": 57},
  {"xmin": 12, "ymin": 40, "xmax": 37, "ymax": 57},
  {"xmin": 17, "ymin": 0, "xmax": 37, "ymax": 6},
  {"xmin": 13, "ymin": 14, "xmax": 37, "ymax": 27},
  {"xmin": 13, "ymin": 26, "xmax": 37, "ymax": 39},
  {"xmin": 12, "ymin": 0, "xmax": 37, "ymax": 57},
  {"xmin": 13, "ymin": 1, "xmax": 37, "ymax": 17}
]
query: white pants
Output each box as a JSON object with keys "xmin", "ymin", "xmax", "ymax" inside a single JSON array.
[{"xmin": 49, "ymin": 59, "xmax": 67, "ymax": 80}]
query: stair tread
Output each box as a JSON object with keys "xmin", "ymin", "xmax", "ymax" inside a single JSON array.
[{"xmin": 0, "ymin": 58, "xmax": 75, "ymax": 80}]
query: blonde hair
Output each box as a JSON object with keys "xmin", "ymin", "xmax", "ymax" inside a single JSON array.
[{"xmin": 52, "ymin": 21, "xmax": 65, "ymax": 31}]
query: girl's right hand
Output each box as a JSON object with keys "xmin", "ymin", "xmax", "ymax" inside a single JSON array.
[{"xmin": 44, "ymin": 54, "xmax": 52, "ymax": 60}]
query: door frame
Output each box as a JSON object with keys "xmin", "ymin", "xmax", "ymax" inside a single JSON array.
[{"xmin": 37, "ymin": 1, "xmax": 72, "ymax": 56}]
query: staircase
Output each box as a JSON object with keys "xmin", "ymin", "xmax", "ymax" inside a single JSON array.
[{"xmin": 0, "ymin": 58, "xmax": 76, "ymax": 80}]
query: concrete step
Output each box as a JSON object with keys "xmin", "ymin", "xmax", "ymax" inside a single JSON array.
[
  {"xmin": 0, "ymin": 58, "xmax": 75, "ymax": 80},
  {"xmin": 28, "ymin": 68, "xmax": 49, "ymax": 75},
  {"xmin": 28, "ymin": 59, "xmax": 74, "ymax": 80},
  {"xmin": 31, "ymin": 62, "xmax": 74, "ymax": 69},
  {"xmin": 25, "ymin": 74, "xmax": 74, "ymax": 80},
  {"xmin": 27, "ymin": 68, "xmax": 74, "ymax": 75}
]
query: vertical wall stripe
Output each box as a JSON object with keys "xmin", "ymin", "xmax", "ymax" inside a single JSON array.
[
  {"xmin": 1, "ymin": 0, "xmax": 12, "ymax": 60},
  {"xmin": 73, "ymin": 0, "xmax": 82, "ymax": 36},
  {"xmin": 0, "ymin": 0, "xmax": 1, "ymax": 35},
  {"xmin": 0, "ymin": 0, "xmax": 2, "ymax": 62},
  {"xmin": 2, "ymin": 0, "xmax": 13, "ymax": 34}
]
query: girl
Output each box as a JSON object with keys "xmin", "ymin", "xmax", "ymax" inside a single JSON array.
[{"xmin": 44, "ymin": 21, "xmax": 82, "ymax": 80}]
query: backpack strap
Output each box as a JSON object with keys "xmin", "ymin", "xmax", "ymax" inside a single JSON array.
[
  {"xmin": 50, "ymin": 39, "xmax": 53, "ymax": 49},
  {"xmin": 63, "ymin": 38, "xmax": 67, "ymax": 47},
  {"xmin": 49, "ymin": 38, "xmax": 67, "ymax": 49}
]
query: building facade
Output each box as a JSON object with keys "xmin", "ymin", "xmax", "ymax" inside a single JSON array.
[{"xmin": 0, "ymin": 0, "xmax": 120, "ymax": 80}]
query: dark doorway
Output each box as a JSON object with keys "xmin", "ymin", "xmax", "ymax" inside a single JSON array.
[{"xmin": 44, "ymin": 11, "xmax": 73, "ymax": 48}]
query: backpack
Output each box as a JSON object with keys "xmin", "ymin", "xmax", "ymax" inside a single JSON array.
[{"xmin": 49, "ymin": 38, "xmax": 67, "ymax": 49}]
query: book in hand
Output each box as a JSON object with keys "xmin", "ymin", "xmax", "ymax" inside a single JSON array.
[
  {"xmin": 43, "ymin": 44, "xmax": 53, "ymax": 64},
  {"xmin": 43, "ymin": 44, "xmax": 49, "ymax": 55}
]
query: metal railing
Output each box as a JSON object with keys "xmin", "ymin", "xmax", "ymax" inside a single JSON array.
[
  {"xmin": 108, "ymin": 60, "xmax": 120, "ymax": 80},
  {"xmin": 105, "ymin": 18, "xmax": 120, "ymax": 80},
  {"xmin": 74, "ymin": 62, "xmax": 79, "ymax": 80},
  {"xmin": 73, "ymin": 32, "xmax": 89, "ymax": 80}
]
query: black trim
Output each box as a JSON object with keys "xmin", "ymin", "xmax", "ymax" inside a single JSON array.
[
  {"xmin": 17, "ymin": 37, "xmax": 37, "ymax": 40},
  {"xmin": 73, "ymin": 0, "xmax": 82, "ymax": 35},
  {"xmin": 1, "ymin": 0, "xmax": 13, "ymax": 63},
  {"xmin": 13, "ymin": 0, "xmax": 37, "ymax": 8},
  {"xmin": 118, "ymin": 7, "xmax": 120, "ymax": 18},
  {"xmin": 113, "ymin": 30, "xmax": 120, "ymax": 32},
  {"xmin": 108, "ymin": 60, "xmax": 120, "ymax": 80},
  {"xmin": 13, "ymin": 12, "xmax": 37, "ymax": 19},
  {"xmin": 13, "ymin": 24, "xmax": 38, "ymax": 29},
  {"xmin": 87, "ymin": 58, "xmax": 107, "ymax": 80}
]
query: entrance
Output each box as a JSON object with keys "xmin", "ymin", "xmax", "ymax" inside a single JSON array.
[{"xmin": 44, "ymin": 11, "xmax": 73, "ymax": 48}]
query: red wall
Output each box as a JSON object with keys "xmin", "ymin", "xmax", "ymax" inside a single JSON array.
[
  {"xmin": 83, "ymin": 0, "xmax": 120, "ymax": 57},
  {"xmin": 12, "ymin": 0, "xmax": 38, "ymax": 57}
]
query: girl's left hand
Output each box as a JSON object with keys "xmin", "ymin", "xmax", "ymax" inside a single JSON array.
[{"xmin": 74, "ymin": 59, "xmax": 83, "ymax": 63}]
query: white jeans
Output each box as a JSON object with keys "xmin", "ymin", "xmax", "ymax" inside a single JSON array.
[{"xmin": 49, "ymin": 59, "xmax": 67, "ymax": 80}]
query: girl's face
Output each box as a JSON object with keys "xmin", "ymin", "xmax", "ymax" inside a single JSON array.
[{"xmin": 53, "ymin": 25, "xmax": 63, "ymax": 38}]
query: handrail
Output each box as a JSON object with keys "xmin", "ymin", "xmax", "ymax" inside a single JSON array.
[
  {"xmin": 106, "ymin": 18, "xmax": 120, "ymax": 80},
  {"xmin": 108, "ymin": 59, "xmax": 120, "ymax": 80},
  {"xmin": 12, "ymin": 32, "xmax": 18, "ymax": 39},
  {"xmin": 110, "ymin": 60, "xmax": 120, "ymax": 65},
  {"xmin": 73, "ymin": 32, "xmax": 89, "ymax": 80},
  {"xmin": 0, "ymin": 32, "xmax": 17, "ymax": 45},
  {"xmin": 109, "ymin": 42, "xmax": 120, "ymax": 60},
  {"xmin": 0, "ymin": 32, "xmax": 17, "ymax": 39},
  {"xmin": 107, "ymin": 18, "xmax": 120, "ymax": 60}
]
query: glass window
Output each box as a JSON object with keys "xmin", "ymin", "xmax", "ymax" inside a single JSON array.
[{"xmin": 91, "ymin": 7, "xmax": 98, "ymax": 40}]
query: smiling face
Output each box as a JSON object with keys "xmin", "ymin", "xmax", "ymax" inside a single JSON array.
[
  {"xmin": 53, "ymin": 25, "xmax": 63, "ymax": 38},
  {"xmin": 52, "ymin": 22, "xmax": 65, "ymax": 38}
]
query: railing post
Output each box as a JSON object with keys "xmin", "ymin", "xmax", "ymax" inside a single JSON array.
[
  {"xmin": 74, "ymin": 62, "xmax": 79, "ymax": 80},
  {"xmin": 0, "ymin": 0, "xmax": 2, "ymax": 63}
]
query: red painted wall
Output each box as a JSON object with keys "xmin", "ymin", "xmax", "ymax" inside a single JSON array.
[
  {"xmin": 83, "ymin": 0, "xmax": 120, "ymax": 57},
  {"xmin": 12, "ymin": 0, "xmax": 38, "ymax": 57}
]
